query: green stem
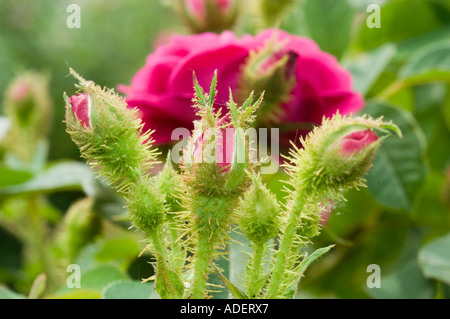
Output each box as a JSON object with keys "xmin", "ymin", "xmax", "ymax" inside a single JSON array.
[
  {"xmin": 266, "ymin": 193, "xmax": 305, "ymax": 299},
  {"xmin": 151, "ymin": 230, "xmax": 166, "ymax": 259},
  {"xmin": 151, "ymin": 229, "xmax": 185, "ymax": 299},
  {"xmin": 191, "ymin": 235, "xmax": 214, "ymax": 298},
  {"xmin": 27, "ymin": 196, "xmax": 56, "ymax": 291},
  {"xmin": 247, "ymin": 242, "xmax": 264, "ymax": 298}
]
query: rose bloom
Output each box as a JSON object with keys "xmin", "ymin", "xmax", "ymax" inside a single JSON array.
[{"xmin": 118, "ymin": 29, "xmax": 364, "ymax": 147}]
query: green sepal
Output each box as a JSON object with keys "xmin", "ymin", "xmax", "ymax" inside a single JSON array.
[
  {"xmin": 212, "ymin": 264, "xmax": 248, "ymax": 299},
  {"xmin": 282, "ymin": 244, "xmax": 335, "ymax": 299}
]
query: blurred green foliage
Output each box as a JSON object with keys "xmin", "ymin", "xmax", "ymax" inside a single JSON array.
[{"xmin": 0, "ymin": 0, "xmax": 449, "ymax": 299}]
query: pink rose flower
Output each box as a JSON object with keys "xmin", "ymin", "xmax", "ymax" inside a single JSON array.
[
  {"xmin": 119, "ymin": 29, "xmax": 364, "ymax": 147},
  {"xmin": 338, "ymin": 129, "xmax": 379, "ymax": 156},
  {"xmin": 68, "ymin": 93, "xmax": 92, "ymax": 129}
]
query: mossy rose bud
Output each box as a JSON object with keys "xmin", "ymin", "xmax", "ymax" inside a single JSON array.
[
  {"xmin": 239, "ymin": 175, "xmax": 280, "ymax": 244},
  {"xmin": 68, "ymin": 93, "xmax": 92, "ymax": 130},
  {"xmin": 338, "ymin": 130, "xmax": 379, "ymax": 156},
  {"xmin": 193, "ymin": 114, "xmax": 235, "ymax": 172},
  {"xmin": 64, "ymin": 68, "xmax": 158, "ymax": 194},
  {"xmin": 284, "ymin": 114, "xmax": 401, "ymax": 199}
]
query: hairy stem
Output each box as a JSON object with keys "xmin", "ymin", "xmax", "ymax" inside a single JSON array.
[
  {"xmin": 190, "ymin": 235, "xmax": 214, "ymax": 298},
  {"xmin": 266, "ymin": 192, "xmax": 305, "ymax": 298},
  {"xmin": 247, "ymin": 242, "xmax": 265, "ymax": 298}
]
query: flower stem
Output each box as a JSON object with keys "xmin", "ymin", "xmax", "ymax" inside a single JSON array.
[
  {"xmin": 266, "ymin": 192, "xmax": 305, "ymax": 299},
  {"xmin": 191, "ymin": 235, "xmax": 214, "ymax": 298},
  {"xmin": 247, "ymin": 242, "xmax": 265, "ymax": 298}
]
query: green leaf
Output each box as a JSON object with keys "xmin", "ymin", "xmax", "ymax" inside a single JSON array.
[
  {"xmin": 297, "ymin": 245, "xmax": 336, "ymax": 280},
  {"xmin": 0, "ymin": 162, "xmax": 101, "ymax": 197},
  {"xmin": 303, "ymin": 0, "xmax": 354, "ymax": 59},
  {"xmin": 0, "ymin": 166, "xmax": 33, "ymax": 188},
  {"xmin": 28, "ymin": 274, "xmax": 46, "ymax": 299},
  {"xmin": 55, "ymin": 264, "xmax": 128, "ymax": 297},
  {"xmin": 418, "ymin": 233, "xmax": 450, "ymax": 285},
  {"xmin": 212, "ymin": 264, "xmax": 247, "ymax": 299},
  {"xmin": 356, "ymin": 0, "xmax": 444, "ymax": 50},
  {"xmin": 366, "ymin": 228, "xmax": 436, "ymax": 299},
  {"xmin": 0, "ymin": 285, "xmax": 27, "ymax": 299},
  {"xmin": 399, "ymin": 40, "xmax": 450, "ymax": 83},
  {"xmin": 284, "ymin": 245, "xmax": 335, "ymax": 299},
  {"xmin": 345, "ymin": 44, "xmax": 397, "ymax": 95},
  {"xmin": 79, "ymin": 264, "xmax": 128, "ymax": 291},
  {"xmin": 364, "ymin": 101, "xmax": 428, "ymax": 211},
  {"xmin": 366, "ymin": 258, "xmax": 435, "ymax": 299},
  {"xmin": 102, "ymin": 280, "xmax": 157, "ymax": 299}
]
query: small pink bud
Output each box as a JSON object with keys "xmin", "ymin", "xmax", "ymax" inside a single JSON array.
[
  {"xmin": 185, "ymin": 0, "xmax": 231, "ymax": 18},
  {"xmin": 193, "ymin": 115, "xmax": 235, "ymax": 172},
  {"xmin": 69, "ymin": 93, "xmax": 92, "ymax": 129},
  {"xmin": 180, "ymin": 0, "xmax": 238, "ymax": 33},
  {"xmin": 338, "ymin": 130, "xmax": 379, "ymax": 156},
  {"xmin": 10, "ymin": 81, "xmax": 30, "ymax": 102}
]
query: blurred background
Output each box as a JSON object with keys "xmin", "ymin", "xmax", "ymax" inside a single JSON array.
[{"xmin": 0, "ymin": 0, "xmax": 449, "ymax": 299}]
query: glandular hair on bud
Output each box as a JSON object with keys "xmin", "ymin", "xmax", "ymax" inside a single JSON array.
[
  {"xmin": 155, "ymin": 157, "xmax": 184, "ymax": 213},
  {"xmin": 64, "ymin": 69, "xmax": 159, "ymax": 194},
  {"xmin": 284, "ymin": 114, "xmax": 400, "ymax": 200},
  {"xmin": 239, "ymin": 175, "xmax": 281, "ymax": 244}
]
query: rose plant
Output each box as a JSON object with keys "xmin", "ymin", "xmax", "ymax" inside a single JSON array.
[{"xmin": 65, "ymin": 68, "xmax": 400, "ymax": 299}]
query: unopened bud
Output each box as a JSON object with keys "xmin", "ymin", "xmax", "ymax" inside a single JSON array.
[
  {"xmin": 338, "ymin": 130, "xmax": 379, "ymax": 157},
  {"xmin": 239, "ymin": 40, "xmax": 297, "ymax": 124},
  {"xmin": 285, "ymin": 114, "xmax": 401, "ymax": 196},
  {"xmin": 64, "ymin": 68, "xmax": 158, "ymax": 194},
  {"xmin": 192, "ymin": 114, "xmax": 235, "ymax": 173},
  {"xmin": 239, "ymin": 175, "xmax": 281, "ymax": 244},
  {"xmin": 178, "ymin": 0, "xmax": 239, "ymax": 33},
  {"xmin": 3, "ymin": 71, "xmax": 53, "ymax": 162},
  {"xmin": 68, "ymin": 93, "xmax": 92, "ymax": 130}
]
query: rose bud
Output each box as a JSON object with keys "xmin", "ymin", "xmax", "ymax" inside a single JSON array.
[
  {"xmin": 239, "ymin": 174, "xmax": 281, "ymax": 244},
  {"xmin": 338, "ymin": 129, "xmax": 379, "ymax": 156},
  {"xmin": 64, "ymin": 68, "xmax": 159, "ymax": 196},
  {"xmin": 193, "ymin": 114, "xmax": 235, "ymax": 173},
  {"xmin": 284, "ymin": 114, "xmax": 401, "ymax": 196},
  {"xmin": 179, "ymin": 0, "xmax": 239, "ymax": 33},
  {"xmin": 3, "ymin": 71, "xmax": 52, "ymax": 162},
  {"xmin": 239, "ymin": 40, "xmax": 298, "ymax": 124},
  {"xmin": 68, "ymin": 93, "xmax": 92, "ymax": 130}
]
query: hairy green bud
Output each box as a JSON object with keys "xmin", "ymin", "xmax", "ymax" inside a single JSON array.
[
  {"xmin": 155, "ymin": 154, "xmax": 184, "ymax": 214},
  {"xmin": 239, "ymin": 174, "xmax": 281, "ymax": 244},
  {"xmin": 284, "ymin": 114, "xmax": 402, "ymax": 200},
  {"xmin": 64, "ymin": 68, "xmax": 159, "ymax": 195}
]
